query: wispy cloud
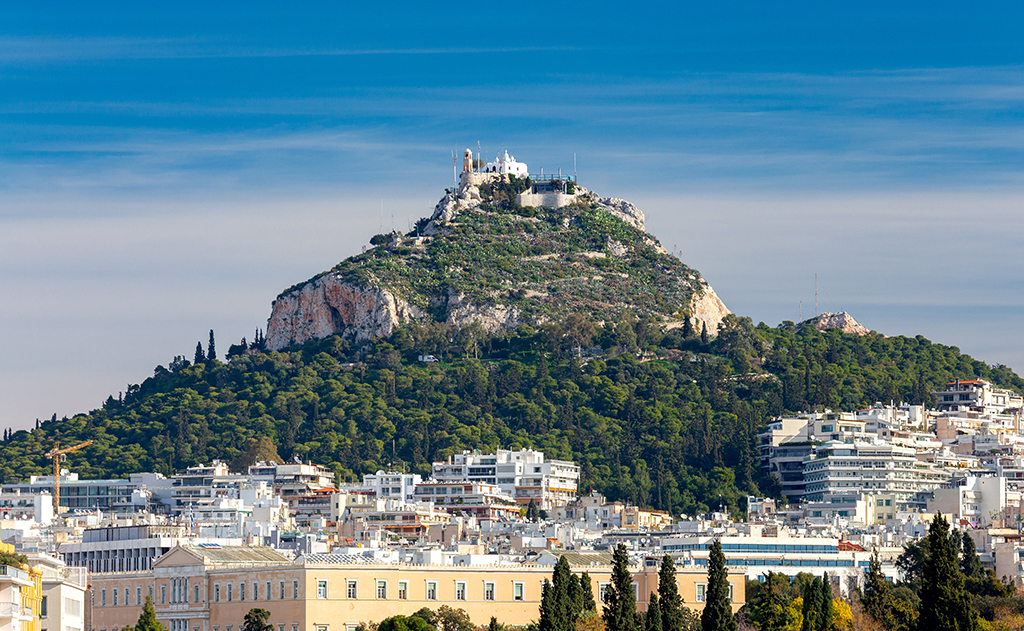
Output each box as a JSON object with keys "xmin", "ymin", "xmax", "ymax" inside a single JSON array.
[{"xmin": 0, "ymin": 35, "xmax": 581, "ymax": 63}]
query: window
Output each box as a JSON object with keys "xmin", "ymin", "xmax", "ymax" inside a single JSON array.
[
  {"xmin": 696, "ymin": 584, "xmax": 706, "ymax": 603},
  {"xmin": 426, "ymin": 581, "xmax": 437, "ymax": 600},
  {"xmin": 456, "ymin": 582, "xmax": 466, "ymax": 601},
  {"xmin": 253, "ymin": 582, "xmax": 258, "ymax": 601},
  {"xmin": 598, "ymin": 583, "xmax": 610, "ymax": 603},
  {"xmin": 195, "ymin": 585, "xmax": 200, "ymax": 604},
  {"xmin": 228, "ymin": 584, "xmax": 233, "ymax": 602},
  {"xmin": 293, "ymin": 580, "xmax": 299, "ymax": 599},
  {"xmin": 162, "ymin": 585, "xmax": 167, "ymax": 604},
  {"xmin": 398, "ymin": 582, "xmax": 407, "ymax": 600},
  {"xmin": 316, "ymin": 626, "xmax": 328, "ymax": 631},
  {"xmin": 137, "ymin": 587, "xmax": 142, "ymax": 606},
  {"xmin": 514, "ymin": 582, "xmax": 524, "ymax": 601},
  {"xmin": 101, "ymin": 589, "xmax": 107, "ymax": 607},
  {"xmin": 729, "ymin": 584, "xmax": 734, "ymax": 603},
  {"xmin": 377, "ymin": 580, "xmax": 387, "ymax": 599},
  {"xmin": 149, "ymin": 587, "xmax": 153, "ymax": 601},
  {"xmin": 41, "ymin": 595, "xmax": 48, "ymax": 617},
  {"xmin": 280, "ymin": 581, "xmax": 285, "ymax": 600},
  {"xmin": 347, "ymin": 580, "xmax": 357, "ymax": 599},
  {"xmin": 215, "ymin": 583, "xmax": 220, "ymax": 602},
  {"xmin": 113, "ymin": 589, "xmax": 118, "ymax": 607},
  {"xmin": 267, "ymin": 582, "xmax": 271, "ymax": 601},
  {"xmin": 485, "ymin": 582, "xmax": 495, "ymax": 601},
  {"xmin": 240, "ymin": 582, "xmax": 245, "ymax": 601},
  {"xmin": 318, "ymin": 580, "xmax": 328, "ymax": 599}
]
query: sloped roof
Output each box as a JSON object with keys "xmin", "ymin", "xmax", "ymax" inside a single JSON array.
[{"xmin": 181, "ymin": 545, "xmax": 291, "ymax": 565}]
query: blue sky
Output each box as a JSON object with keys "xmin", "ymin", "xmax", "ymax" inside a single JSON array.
[{"xmin": 3, "ymin": 3, "xmax": 1024, "ymax": 427}]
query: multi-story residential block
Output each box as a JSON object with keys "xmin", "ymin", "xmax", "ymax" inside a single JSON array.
[
  {"xmin": 932, "ymin": 380, "xmax": 1024, "ymax": 414},
  {"xmin": 1, "ymin": 472, "xmax": 170, "ymax": 514},
  {"xmin": 412, "ymin": 482, "xmax": 520, "ymax": 521},
  {"xmin": 928, "ymin": 475, "xmax": 1020, "ymax": 527},
  {"xmin": 361, "ymin": 472, "xmax": 421, "ymax": 503},
  {"xmin": 32, "ymin": 554, "xmax": 86, "ymax": 631},
  {"xmin": 431, "ymin": 450, "xmax": 578, "ymax": 510},
  {"xmin": 802, "ymin": 441, "xmax": 949, "ymax": 509},
  {"xmin": 757, "ymin": 414, "xmax": 815, "ymax": 501}
]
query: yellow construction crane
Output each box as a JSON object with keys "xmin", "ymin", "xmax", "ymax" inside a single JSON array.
[{"xmin": 45, "ymin": 440, "xmax": 93, "ymax": 515}]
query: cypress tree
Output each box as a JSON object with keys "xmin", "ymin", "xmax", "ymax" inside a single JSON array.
[
  {"xmin": 540, "ymin": 580, "xmax": 555, "ymax": 631},
  {"xmin": 916, "ymin": 514, "xmax": 977, "ymax": 631},
  {"xmin": 701, "ymin": 540, "xmax": 735, "ymax": 631},
  {"xmin": 700, "ymin": 322, "xmax": 709, "ymax": 346},
  {"xmin": 800, "ymin": 578, "xmax": 821, "ymax": 631},
  {"xmin": 817, "ymin": 574, "xmax": 832, "ymax": 631},
  {"xmin": 658, "ymin": 554, "xmax": 684, "ymax": 631},
  {"xmin": 961, "ymin": 531, "xmax": 983, "ymax": 579},
  {"xmin": 603, "ymin": 543, "xmax": 640, "ymax": 631},
  {"xmin": 579, "ymin": 571, "xmax": 596, "ymax": 614},
  {"xmin": 134, "ymin": 597, "xmax": 166, "ymax": 631},
  {"xmin": 207, "ymin": 329, "xmax": 217, "ymax": 361},
  {"xmin": 194, "ymin": 341, "xmax": 204, "ymax": 365},
  {"xmin": 645, "ymin": 593, "xmax": 663, "ymax": 631}
]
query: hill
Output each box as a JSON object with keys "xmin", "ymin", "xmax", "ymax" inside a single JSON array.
[
  {"xmin": 5, "ymin": 173, "xmax": 1022, "ymax": 515},
  {"xmin": 265, "ymin": 172, "xmax": 729, "ymax": 350},
  {"xmin": 4, "ymin": 318, "xmax": 1022, "ymax": 516}
]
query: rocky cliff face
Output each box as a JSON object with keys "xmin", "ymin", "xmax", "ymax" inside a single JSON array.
[
  {"xmin": 266, "ymin": 172, "xmax": 730, "ymax": 351},
  {"xmin": 802, "ymin": 311, "xmax": 870, "ymax": 336}
]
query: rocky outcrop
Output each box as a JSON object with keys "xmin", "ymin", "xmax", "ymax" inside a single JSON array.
[
  {"xmin": 802, "ymin": 311, "xmax": 870, "ymax": 336},
  {"xmin": 689, "ymin": 282, "xmax": 731, "ymax": 335},
  {"xmin": 266, "ymin": 275, "xmax": 424, "ymax": 351}
]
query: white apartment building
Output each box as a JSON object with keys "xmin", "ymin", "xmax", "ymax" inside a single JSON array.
[
  {"xmin": 929, "ymin": 475, "xmax": 1020, "ymax": 527},
  {"xmin": 802, "ymin": 440, "xmax": 949, "ymax": 509},
  {"xmin": 33, "ymin": 554, "xmax": 86, "ymax": 631},
  {"xmin": 431, "ymin": 450, "xmax": 579, "ymax": 510},
  {"xmin": 362, "ymin": 471, "xmax": 422, "ymax": 503},
  {"xmin": 758, "ymin": 413, "xmax": 816, "ymax": 502},
  {"xmin": 932, "ymin": 379, "xmax": 1024, "ymax": 414}
]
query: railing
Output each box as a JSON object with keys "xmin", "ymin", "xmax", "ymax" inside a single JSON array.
[{"xmin": 0, "ymin": 566, "xmax": 28, "ymax": 581}]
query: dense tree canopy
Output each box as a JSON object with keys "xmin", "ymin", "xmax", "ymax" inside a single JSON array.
[{"xmin": 1, "ymin": 316, "xmax": 1021, "ymax": 516}]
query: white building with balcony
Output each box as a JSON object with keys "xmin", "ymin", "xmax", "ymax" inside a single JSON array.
[{"xmin": 431, "ymin": 449, "xmax": 579, "ymax": 510}]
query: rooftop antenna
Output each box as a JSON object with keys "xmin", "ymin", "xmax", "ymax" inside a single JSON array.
[
  {"xmin": 815, "ymin": 274, "xmax": 818, "ymax": 317},
  {"xmin": 380, "ymin": 200, "xmax": 383, "ymax": 233},
  {"xmin": 477, "ymin": 141, "xmax": 482, "ymax": 173},
  {"xmin": 574, "ymin": 152, "xmax": 577, "ymax": 181},
  {"xmin": 452, "ymin": 150, "xmax": 457, "ymax": 191}
]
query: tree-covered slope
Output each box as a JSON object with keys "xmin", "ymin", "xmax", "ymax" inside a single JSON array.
[{"xmin": 5, "ymin": 317, "xmax": 1022, "ymax": 515}]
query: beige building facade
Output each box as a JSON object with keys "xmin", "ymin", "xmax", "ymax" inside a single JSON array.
[{"xmin": 88, "ymin": 546, "xmax": 744, "ymax": 631}]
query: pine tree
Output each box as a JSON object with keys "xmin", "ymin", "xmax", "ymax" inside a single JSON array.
[
  {"xmin": 194, "ymin": 342, "xmax": 204, "ymax": 365},
  {"xmin": 800, "ymin": 577, "xmax": 821, "ymax": 631},
  {"xmin": 916, "ymin": 514, "xmax": 977, "ymax": 631},
  {"xmin": 817, "ymin": 574, "xmax": 833, "ymax": 631},
  {"xmin": 701, "ymin": 540, "xmax": 735, "ymax": 631},
  {"xmin": 207, "ymin": 329, "xmax": 217, "ymax": 361},
  {"xmin": 603, "ymin": 543, "xmax": 640, "ymax": 631},
  {"xmin": 658, "ymin": 555, "xmax": 684, "ymax": 631},
  {"xmin": 134, "ymin": 597, "xmax": 166, "ymax": 631},
  {"xmin": 645, "ymin": 593, "xmax": 663, "ymax": 631},
  {"xmin": 242, "ymin": 609, "xmax": 273, "ymax": 631},
  {"xmin": 700, "ymin": 322, "xmax": 709, "ymax": 346}
]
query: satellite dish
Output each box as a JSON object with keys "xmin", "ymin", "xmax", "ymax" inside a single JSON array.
[{"xmin": 294, "ymin": 455, "xmax": 301, "ymax": 464}]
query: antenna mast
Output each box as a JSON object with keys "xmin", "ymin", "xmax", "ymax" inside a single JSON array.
[
  {"xmin": 815, "ymin": 274, "xmax": 818, "ymax": 317},
  {"xmin": 574, "ymin": 152, "xmax": 577, "ymax": 181}
]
